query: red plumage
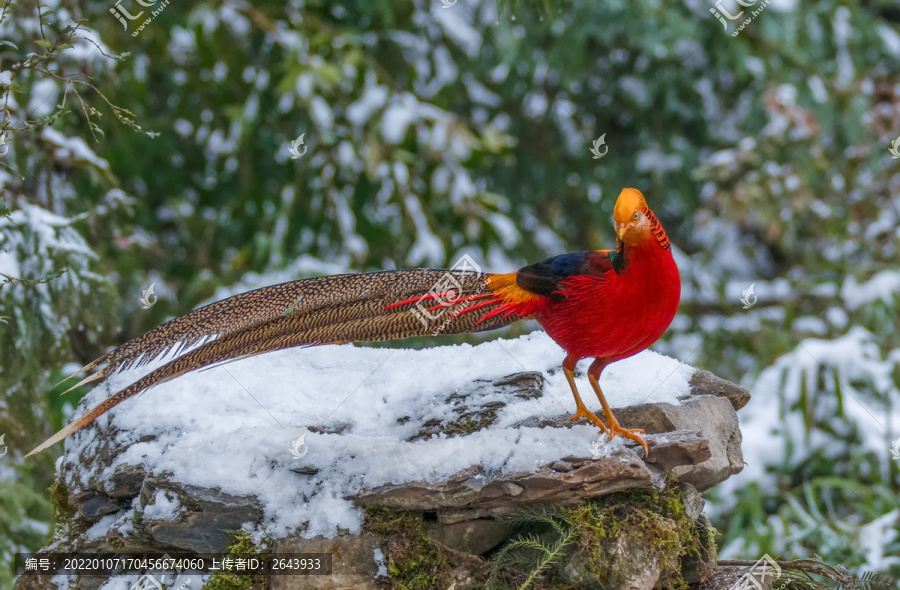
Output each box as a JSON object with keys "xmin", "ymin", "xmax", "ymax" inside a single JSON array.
[
  {"xmin": 388, "ymin": 188, "xmax": 680, "ymax": 452},
  {"xmin": 452, "ymin": 187, "xmax": 681, "ymax": 451},
  {"xmin": 533, "ymin": 239, "xmax": 680, "ymax": 363}
]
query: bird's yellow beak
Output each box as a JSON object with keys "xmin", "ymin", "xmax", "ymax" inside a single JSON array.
[{"xmin": 616, "ymin": 224, "xmax": 629, "ymax": 240}]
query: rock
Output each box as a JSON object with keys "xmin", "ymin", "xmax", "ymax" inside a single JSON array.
[
  {"xmin": 644, "ymin": 430, "xmax": 711, "ymax": 472},
  {"xmin": 600, "ymin": 534, "xmax": 663, "ymax": 590},
  {"xmin": 13, "ymin": 574, "xmax": 74, "ymax": 590},
  {"xmin": 501, "ymin": 481, "xmax": 525, "ymax": 496},
  {"xmin": 684, "ymin": 369, "xmax": 751, "ymax": 410},
  {"xmin": 549, "ymin": 460, "xmax": 574, "ymax": 472},
  {"xmin": 409, "ymin": 371, "xmax": 544, "ymax": 441},
  {"xmin": 70, "ymin": 490, "xmax": 130, "ymax": 519},
  {"xmin": 19, "ymin": 365, "xmax": 750, "ymax": 590},
  {"xmin": 614, "ymin": 395, "xmax": 744, "ymax": 491},
  {"xmin": 678, "ymin": 482, "xmax": 706, "ymax": 520},
  {"xmin": 107, "ymin": 463, "xmax": 149, "ymax": 498},
  {"xmin": 307, "ymin": 422, "xmax": 353, "ymax": 435},
  {"xmin": 68, "ymin": 463, "xmax": 147, "ymax": 521},
  {"xmin": 559, "ymin": 534, "xmax": 662, "ymax": 590},
  {"xmin": 269, "ymin": 534, "xmax": 383, "ymax": 590},
  {"xmin": 141, "ymin": 476, "xmax": 264, "ymax": 553},
  {"xmin": 492, "ymin": 371, "xmax": 544, "ymax": 397},
  {"xmin": 682, "ymin": 514, "xmax": 717, "ymax": 585},
  {"xmin": 354, "ymin": 430, "xmax": 709, "ymax": 522},
  {"xmin": 707, "ymin": 566, "xmax": 775, "ymax": 590},
  {"xmin": 424, "ymin": 518, "xmax": 512, "ymax": 555}
]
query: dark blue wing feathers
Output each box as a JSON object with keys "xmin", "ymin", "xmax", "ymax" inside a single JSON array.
[{"xmin": 515, "ymin": 251, "xmax": 613, "ymax": 298}]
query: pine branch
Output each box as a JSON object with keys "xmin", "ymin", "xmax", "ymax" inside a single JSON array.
[
  {"xmin": 718, "ymin": 559, "xmax": 895, "ymax": 590},
  {"xmin": 489, "ymin": 508, "xmax": 579, "ymax": 590},
  {"xmin": 517, "ymin": 527, "xmax": 577, "ymax": 590}
]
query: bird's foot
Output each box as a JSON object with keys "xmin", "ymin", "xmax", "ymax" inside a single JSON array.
[
  {"xmin": 567, "ymin": 406, "xmax": 607, "ymax": 432},
  {"xmin": 605, "ymin": 422, "xmax": 648, "ymax": 456}
]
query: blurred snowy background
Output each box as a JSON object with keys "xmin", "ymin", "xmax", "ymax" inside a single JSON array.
[{"xmin": 1, "ymin": 0, "xmax": 899, "ymax": 585}]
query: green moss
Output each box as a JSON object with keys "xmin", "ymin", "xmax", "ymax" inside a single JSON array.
[
  {"xmin": 483, "ymin": 482, "xmax": 715, "ymax": 589},
  {"xmin": 446, "ymin": 410, "xmax": 499, "ymax": 436},
  {"xmin": 364, "ymin": 507, "xmax": 458, "ymax": 590},
  {"xmin": 48, "ymin": 481, "xmax": 75, "ymax": 523},
  {"xmin": 562, "ymin": 486, "xmax": 705, "ymax": 590},
  {"xmin": 47, "ymin": 480, "xmax": 89, "ymax": 541},
  {"xmin": 202, "ymin": 531, "xmax": 269, "ymax": 590},
  {"xmin": 410, "ymin": 407, "xmax": 501, "ymax": 441},
  {"xmin": 365, "ymin": 484, "xmax": 714, "ymax": 590}
]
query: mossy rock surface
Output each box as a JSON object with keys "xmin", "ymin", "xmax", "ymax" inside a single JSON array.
[
  {"xmin": 362, "ymin": 482, "xmax": 717, "ymax": 590},
  {"xmin": 559, "ymin": 487, "xmax": 709, "ymax": 590},
  {"xmin": 202, "ymin": 531, "xmax": 270, "ymax": 590}
]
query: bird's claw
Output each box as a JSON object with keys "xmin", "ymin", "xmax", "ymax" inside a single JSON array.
[
  {"xmin": 567, "ymin": 407, "xmax": 607, "ymax": 433},
  {"xmin": 606, "ymin": 424, "xmax": 648, "ymax": 456}
]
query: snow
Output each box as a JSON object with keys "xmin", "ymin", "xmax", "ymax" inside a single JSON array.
[
  {"xmin": 310, "ymin": 96, "xmax": 333, "ymax": 130},
  {"xmin": 85, "ymin": 514, "xmax": 125, "ymax": 540},
  {"xmin": 463, "ymin": 75, "xmax": 501, "ymax": 106},
  {"xmin": 330, "ymin": 189, "xmax": 367, "ymax": 257},
  {"xmin": 0, "ymin": 206, "xmax": 99, "ymax": 345},
  {"xmin": 487, "ymin": 212, "xmax": 519, "ymax": 246},
  {"xmin": 347, "ymin": 85, "xmax": 389, "ymax": 126},
  {"xmin": 523, "ymin": 91, "xmax": 548, "ymax": 118},
  {"xmin": 97, "ymin": 572, "xmax": 209, "ymax": 590},
  {"xmin": 833, "ymin": 7, "xmax": 855, "ymax": 86},
  {"xmin": 859, "ymin": 510, "xmax": 900, "ymax": 571},
  {"xmin": 879, "ymin": 24, "xmax": 900, "ymax": 57},
  {"xmin": 718, "ymin": 327, "xmax": 899, "ymax": 505},
  {"xmin": 790, "ymin": 316, "xmax": 827, "ymax": 335},
  {"xmin": 143, "ymin": 489, "xmax": 184, "ymax": 522},
  {"xmin": 425, "ymin": 46, "xmax": 459, "ymax": 96},
  {"xmin": 41, "ymin": 128, "xmax": 110, "ymax": 170},
  {"xmin": 27, "ymin": 79, "xmax": 59, "ymax": 117},
  {"xmin": 381, "ymin": 94, "xmax": 419, "ymax": 143},
  {"xmin": 60, "ymin": 332, "xmax": 696, "ymax": 541},
  {"xmin": 85, "ymin": 498, "xmax": 138, "ymax": 541},
  {"xmin": 489, "ymin": 62, "xmax": 510, "ymax": 83},
  {"xmin": 51, "ymin": 573, "xmax": 74, "ymax": 589},
  {"xmin": 531, "ymin": 226, "xmax": 566, "ymax": 255},
  {"xmin": 841, "ymin": 270, "xmax": 900, "ymax": 311},
  {"xmin": 373, "ymin": 548, "xmax": 388, "ymax": 577},
  {"xmin": 636, "ymin": 148, "xmax": 682, "ymax": 173},
  {"xmin": 433, "ymin": 7, "xmax": 482, "ymax": 57},
  {"xmin": 403, "ymin": 194, "xmax": 445, "ymax": 265},
  {"xmin": 769, "ymin": 0, "xmax": 798, "ymax": 10}
]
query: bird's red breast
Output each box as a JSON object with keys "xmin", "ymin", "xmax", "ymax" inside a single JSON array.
[
  {"xmin": 475, "ymin": 189, "xmax": 681, "ymax": 362},
  {"xmin": 533, "ymin": 240, "xmax": 680, "ymax": 362}
]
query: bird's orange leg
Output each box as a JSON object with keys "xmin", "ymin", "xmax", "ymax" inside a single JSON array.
[
  {"xmin": 562, "ymin": 357, "xmax": 607, "ymax": 433},
  {"xmin": 588, "ymin": 359, "xmax": 648, "ymax": 455}
]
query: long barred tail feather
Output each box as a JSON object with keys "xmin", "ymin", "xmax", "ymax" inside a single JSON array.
[
  {"xmin": 58, "ymin": 270, "xmax": 462, "ymax": 389},
  {"xmin": 28, "ymin": 269, "xmax": 520, "ymax": 456}
]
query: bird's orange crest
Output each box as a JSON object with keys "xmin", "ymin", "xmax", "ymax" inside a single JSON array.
[
  {"xmin": 612, "ymin": 188, "xmax": 670, "ymax": 251},
  {"xmin": 613, "ymin": 188, "xmax": 648, "ymax": 224}
]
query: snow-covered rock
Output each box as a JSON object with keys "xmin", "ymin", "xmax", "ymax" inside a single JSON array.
[{"xmin": 20, "ymin": 333, "xmax": 749, "ymax": 589}]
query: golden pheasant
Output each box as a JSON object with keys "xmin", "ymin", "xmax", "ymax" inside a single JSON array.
[{"xmin": 27, "ymin": 188, "xmax": 680, "ymax": 457}]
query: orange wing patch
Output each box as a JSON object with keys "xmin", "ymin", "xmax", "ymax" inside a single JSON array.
[{"xmin": 486, "ymin": 272, "xmax": 542, "ymax": 305}]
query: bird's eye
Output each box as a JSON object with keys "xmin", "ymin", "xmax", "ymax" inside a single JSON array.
[{"xmin": 633, "ymin": 212, "xmax": 639, "ymax": 220}]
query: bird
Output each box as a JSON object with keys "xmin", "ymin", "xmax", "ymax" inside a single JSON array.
[{"xmin": 27, "ymin": 188, "xmax": 680, "ymax": 457}]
